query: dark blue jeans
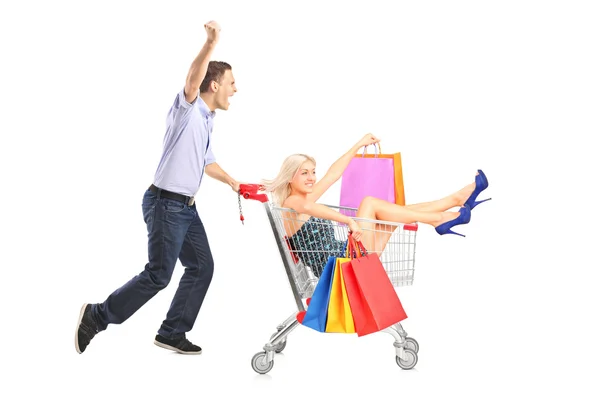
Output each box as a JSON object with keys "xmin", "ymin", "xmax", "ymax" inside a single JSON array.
[{"xmin": 91, "ymin": 189, "xmax": 214, "ymax": 338}]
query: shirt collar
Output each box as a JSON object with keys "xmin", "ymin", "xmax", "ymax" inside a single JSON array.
[{"xmin": 197, "ymin": 96, "xmax": 216, "ymax": 119}]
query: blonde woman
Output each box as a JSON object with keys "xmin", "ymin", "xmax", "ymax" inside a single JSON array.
[{"xmin": 261, "ymin": 134, "xmax": 490, "ymax": 275}]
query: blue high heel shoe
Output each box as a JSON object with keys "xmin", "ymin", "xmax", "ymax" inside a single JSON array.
[
  {"xmin": 435, "ymin": 206, "xmax": 471, "ymax": 237},
  {"xmin": 465, "ymin": 169, "xmax": 491, "ymax": 209}
]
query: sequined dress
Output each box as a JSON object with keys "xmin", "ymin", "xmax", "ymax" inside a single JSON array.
[{"xmin": 287, "ymin": 216, "xmax": 347, "ymax": 277}]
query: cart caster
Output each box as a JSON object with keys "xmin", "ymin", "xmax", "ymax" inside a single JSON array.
[
  {"xmin": 251, "ymin": 352, "xmax": 274, "ymax": 374},
  {"xmin": 270, "ymin": 333, "xmax": 287, "ymax": 353},
  {"xmin": 404, "ymin": 337, "xmax": 419, "ymax": 354},
  {"xmin": 396, "ymin": 349, "xmax": 418, "ymax": 370}
]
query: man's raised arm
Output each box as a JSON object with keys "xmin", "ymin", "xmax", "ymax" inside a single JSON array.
[{"xmin": 184, "ymin": 21, "xmax": 221, "ymax": 103}]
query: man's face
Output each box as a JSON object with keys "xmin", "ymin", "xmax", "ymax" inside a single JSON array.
[{"xmin": 215, "ymin": 69, "xmax": 237, "ymax": 111}]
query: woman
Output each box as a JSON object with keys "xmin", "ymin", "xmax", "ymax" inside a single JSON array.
[{"xmin": 261, "ymin": 134, "xmax": 491, "ymax": 275}]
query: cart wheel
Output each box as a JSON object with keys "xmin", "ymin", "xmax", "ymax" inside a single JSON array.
[
  {"xmin": 404, "ymin": 337, "xmax": 419, "ymax": 353},
  {"xmin": 251, "ymin": 352, "xmax": 274, "ymax": 374},
  {"xmin": 396, "ymin": 349, "xmax": 418, "ymax": 370},
  {"xmin": 270, "ymin": 333, "xmax": 287, "ymax": 353}
]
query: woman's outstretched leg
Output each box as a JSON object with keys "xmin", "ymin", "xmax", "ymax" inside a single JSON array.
[
  {"xmin": 356, "ymin": 196, "xmax": 464, "ymax": 253},
  {"xmin": 359, "ymin": 196, "xmax": 460, "ymax": 226},
  {"xmin": 404, "ymin": 182, "xmax": 476, "ymax": 212}
]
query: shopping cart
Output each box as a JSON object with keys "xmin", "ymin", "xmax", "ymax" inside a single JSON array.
[{"xmin": 238, "ymin": 184, "xmax": 420, "ymax": 374}]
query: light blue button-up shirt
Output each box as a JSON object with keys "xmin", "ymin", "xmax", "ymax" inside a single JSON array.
[{"xmin": 153, "ymin": 89, "xmax": 217, "ymax": 196}]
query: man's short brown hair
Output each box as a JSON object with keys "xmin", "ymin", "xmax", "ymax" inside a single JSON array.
[{"xmin": 200, "ymin": 61, "xmax": 232, "ymax": 93}]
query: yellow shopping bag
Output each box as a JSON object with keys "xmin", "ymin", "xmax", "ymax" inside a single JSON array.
[{"xmin": 325, "ymin": 257, "xmax": 356, "ymax": 333}]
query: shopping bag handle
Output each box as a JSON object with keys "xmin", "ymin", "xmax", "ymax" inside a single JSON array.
[
  {"xmin": 359, "ymin": 143, "xmax": 382, "ymax": 158},
  {"xmin": 346, "ymin": 234, "xmax": 368, "ymax": 259}
]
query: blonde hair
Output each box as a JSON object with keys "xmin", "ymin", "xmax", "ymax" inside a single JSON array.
[{"xmin": 261, "ymin": 154, "xmax": 316, "ymax": 206}]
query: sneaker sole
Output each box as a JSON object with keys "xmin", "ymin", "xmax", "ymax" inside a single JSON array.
[
  {"xmin": 74, "ymin": 303, "xmax": 88, "ymax": 354},
  {"xmin": 153, "ymin": 340, "xmax": 202, "ymax": 355}
]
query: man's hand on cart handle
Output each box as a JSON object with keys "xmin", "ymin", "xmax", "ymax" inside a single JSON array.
[{"xmin": 348, "ymin": 219, "xmax": 363, "ymax": 241}]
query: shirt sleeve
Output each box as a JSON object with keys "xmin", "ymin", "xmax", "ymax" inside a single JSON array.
[
  {"xmin": 176, "ymin": 87, "xmax": 198, "ymax": 109},
  {"xmin": 205, "ymin": 142, "xmax": 217, "ymax": 165},
  {"xmin": 166, "ymin": 88, "xmax": 198, "ymax": 130}
]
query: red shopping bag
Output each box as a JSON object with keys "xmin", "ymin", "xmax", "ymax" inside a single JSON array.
[{"xmin": 341, "ymin": 238, "xmax": 407, "ymax": 337}]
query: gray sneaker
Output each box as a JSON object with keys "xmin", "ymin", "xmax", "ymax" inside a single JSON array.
[
  {"xmin": 154, "ymin": 334, "xmax": 202, "ymax": 355},
  {"xmin": 75, "ymin": 303, "xmax": 99, "ymax": 354}
]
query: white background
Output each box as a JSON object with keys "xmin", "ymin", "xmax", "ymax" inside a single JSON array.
[{"xmin": 1, "ymin": 0, "xmax": 599, "ymax": 398}]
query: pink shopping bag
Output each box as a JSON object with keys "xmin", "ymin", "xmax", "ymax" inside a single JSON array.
[{"xmin": 339, "ymin": 146, "xmax": 396, "ymax": 216}]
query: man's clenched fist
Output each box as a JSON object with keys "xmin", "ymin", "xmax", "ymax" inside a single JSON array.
[{"xmin": 204, "ymin": 21, "xmax": 221, "ymax": 43}]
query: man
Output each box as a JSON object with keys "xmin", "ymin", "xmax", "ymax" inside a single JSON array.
[{"xmin": 75, "ymin": 21, "xmax": 239, "ymax": 355}]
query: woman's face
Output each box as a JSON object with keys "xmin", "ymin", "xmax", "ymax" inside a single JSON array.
[{"xmin": 290, "ymin": 160, "xmax": 316, "ymax": 195}]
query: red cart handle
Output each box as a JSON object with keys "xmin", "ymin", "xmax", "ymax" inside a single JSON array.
[
  {"xmin": 238, "ymin": 183, "xmax": 268, "ymax": 225},
  {"xmin": 239, "ymin": 184, "xmax": 268, "ymax": 202}
]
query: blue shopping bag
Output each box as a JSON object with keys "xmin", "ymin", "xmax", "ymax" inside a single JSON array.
[{"xmin": 300, "ymin": 255, "xmax": 337, "ymax": 332}]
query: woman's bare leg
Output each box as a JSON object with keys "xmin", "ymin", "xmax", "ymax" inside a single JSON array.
[
  {"xmin": 350, "ymin": 176, "xmax": 477, "ymax": 252},
  {"xmin": 360, "ymin": 196, "xmax": 459, "ymax": 226},
  {"xmin": 404, "ymin": 182, "xmax": 476, "ymax": 212},
  {"xmin": 356, "ymin": 196, "xmax": 461, "ymax": 253}
]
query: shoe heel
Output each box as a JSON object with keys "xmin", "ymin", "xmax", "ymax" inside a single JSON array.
[
  {"xmin": 435, "ymin": 206, "xmax": 470, "ymax": 237},
  {"xmin": 435, "ymin": 226, "xmax": 466, "ymax": 237},
  {"xmin": 472, "ymin": 197, "xmax": 492, "ymax": 208}
]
